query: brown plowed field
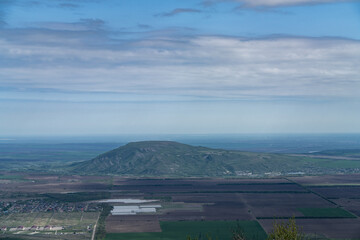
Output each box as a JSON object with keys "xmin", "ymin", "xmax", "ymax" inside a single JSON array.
[
  {"xmin": 106, "ymin": 215, "xmax": 161, "ymax": 233},
  {"xmin": 310, "ymin": 186, "xmax": 360, "ymax": 199},
  {"xmin": 289, "ymin": 174, "xmax": 360, "ymax": 185},
  {"xmin": 333, "ymin": 198, "xmax": 360, "ymax": 217},
  {"xmin": 241, "ymin": 192, "xmax": 334, "ymax": 218}
]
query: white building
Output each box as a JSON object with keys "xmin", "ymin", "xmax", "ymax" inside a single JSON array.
[{"xmin": 111, "ymin": 205, "xmax": 161, "ymax": 215}]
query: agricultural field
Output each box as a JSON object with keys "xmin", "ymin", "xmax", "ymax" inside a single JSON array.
[
  {"xmin": 309, "ymin": 186, "xmax": 360, "ymax": 199},
  {"xmin": 240, "ymin": 193, "xmax": 334, "ymax": 218},
  {"xmin": 298, "ymin": 207, "xmax": 356, "ymax": 218},
  {"xmin": 0, "ymin": 173, "xmax": 113, "ymax": 194},
  {"xmin": 106, "ymin": 215, "xmax": 161, "ymax": 233},
  {"xmin": 105, "ymin": 220, "xmax": 267, "ymax": 240},
  {"xmin": 1, "ymin": 174, "xmax": 360, "ymax": 239},
  {"xmin": 104, "ymin": 176, "xmax": 360, "ymax": 239},
  {"xmin": 333, "ymin": 198, "xmax": 360, "ymax": 217},
  {"xmin": 111, "ymin": 178, "xmax": 307, "ymax": 194},
  {"xmin": 288, "ymin": 174, "xmax": 360, "ymax": 186}
]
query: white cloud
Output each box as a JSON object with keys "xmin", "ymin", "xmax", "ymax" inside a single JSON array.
[
  {"xmin": 156, "ymin": 8, "xmax": 202, "ymax": 17},
  {"xmin": 204, "ymin": 0, "xmax": 354, "ymax": 8},
  {"xmin": 1, "ymin": 30, "xmax": 360, "ymax": 101}
]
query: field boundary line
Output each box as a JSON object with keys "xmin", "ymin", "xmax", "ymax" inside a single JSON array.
[
  {"xmin": 284, "ymin": 178, "xmax": 338, "ymax": 206},
  {"xmin": 46, "ymin": 212, "xmax": 54, "ymax": 225},
  {"xmin": 30, "ymin": 212, "xmax": 41, "ymax": 226}
]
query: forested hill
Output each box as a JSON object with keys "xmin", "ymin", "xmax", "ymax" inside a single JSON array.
[{"xmin": 70, "ymin": 141, "xmax": 360, "ymax": 177}]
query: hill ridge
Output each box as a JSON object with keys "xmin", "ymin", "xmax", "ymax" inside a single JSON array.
[{"xmin": 70, "ymin": 141, "xmax": 360, "ymax": 177}]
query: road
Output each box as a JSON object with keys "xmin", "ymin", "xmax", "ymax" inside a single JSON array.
[{"xmin": 91, "ymin": 214, "xmax": 100, "ymax": 240}]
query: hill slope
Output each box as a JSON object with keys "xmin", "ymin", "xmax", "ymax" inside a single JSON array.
[{"xmin": 70, "ymin": 141, "xmax": 360, "ymax": 177}]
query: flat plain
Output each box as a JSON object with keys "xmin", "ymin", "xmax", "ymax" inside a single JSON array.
[
  {"xmin": 105, "ymin": 221, "xmax": 267, "ymax": 240},
  {"xmin": 1, "ymin": 173, "xmax": 360, "ymax": 239}
]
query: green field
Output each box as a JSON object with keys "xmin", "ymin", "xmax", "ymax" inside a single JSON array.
[
  {"xmin": 105, "ymin": 221, "xmax": 267, "ymax": 240},
  {"xmin": 298, "ymin": 208, "xmax": 357, "ymax": 218},
  {"xmin": 43, "ymin": 192, "xmax": 111, "ymax": 202}
]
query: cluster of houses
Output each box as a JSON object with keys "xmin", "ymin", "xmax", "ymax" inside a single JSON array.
[{"xmin": 0, "ymin": 199, "xmax": 100, "ymax": 215}]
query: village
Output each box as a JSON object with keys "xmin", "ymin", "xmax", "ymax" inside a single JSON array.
[
  {"xmin": 0, "ymin": 199, "xmax": 100, "ymax": 235},
  {"xmin": 0, "ymin": 199, "xmax": 101, "ymax": 215}
]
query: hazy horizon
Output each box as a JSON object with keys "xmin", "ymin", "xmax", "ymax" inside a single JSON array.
[{"xmin": 2, "ymin": 133, "xmax": 360, "ymax": 154}]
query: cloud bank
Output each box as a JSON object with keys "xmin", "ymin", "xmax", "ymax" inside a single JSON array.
[
  {"xmin": 203, "ymin": 0, "xmax": 355, "ymax": 8},
  {"xmin": 1, "ymin": 25, "xmax": 359, "ymax": 101}
]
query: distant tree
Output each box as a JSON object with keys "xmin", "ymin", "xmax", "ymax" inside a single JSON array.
[
  {"xmin": 232, "ymin": 223, "xmax": 246, "ymax": 240},
  {"xmin": 95, "ymin": 204, "xmax": 113, "ymax": 240},
  {"xmin": 267, "ymin": 217, "xmax": 304, "ymax": 240}
]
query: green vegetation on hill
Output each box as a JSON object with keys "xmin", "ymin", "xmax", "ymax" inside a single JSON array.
[{"xmin": 70, "ymin": 141, "xmax": 360, "ymax": 177}]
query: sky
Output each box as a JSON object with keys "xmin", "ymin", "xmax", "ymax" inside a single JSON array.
[{"xmin": 0, "ymin": 0, "xmax": 360, "ymax": 136}]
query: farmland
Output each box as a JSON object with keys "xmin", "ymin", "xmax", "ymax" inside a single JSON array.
[
  {"xmin": 0, "ymin": 174, "xmax": 360, "ymax": 239},
  {"xmin": 298, "ymin": 207, "xmax": 356, "ymax": 218},
  {"xmin": 106, "ymin": 221, "xmax": 267, "ymax": 240}
]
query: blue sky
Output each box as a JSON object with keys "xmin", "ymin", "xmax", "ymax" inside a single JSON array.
[{"xmin": 1, "ymin": 0, "xmax": 360, "ymax": 136}]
